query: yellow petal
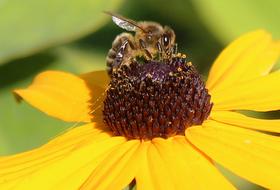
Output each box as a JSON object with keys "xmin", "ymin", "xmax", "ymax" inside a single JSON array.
[
  {"xmin": 0, "ymin": 123, "xmax": 126, "ymax": 190},
  {"xmin": 80, "ymin": 70, "xmax": 109, "ymax": 90},
  {"xmin": 158, "ymin": 137, "xmax": 236, "ymax": 190},
  {"xmin": 186, "ymin": 120, "xmax": 280, "ymax": 189},
  {"xmin": 0, "ymin": 123, "xmax": 97, "ymax": 179},
  {"xmin": 211, "ymin": 111, "xmax": 280, "ymax": 133},
  {"xmin": 14, "ymin": 71, "xmax": 106, "ymax": 123},
  {"xmin": 79, "ymin": 140, "xmax": 140, "ymax": 190},
  {"xmin": 135, "ymin": 142, "xmax": 157, "ymax": 190},
  {"xmin": 211, "ymin": 70, "xmax": 280, "ymax": 111},
  {"xmin": 153, "ymin": 138, "xmax": 194, "ymax": 190},
  {"xmin": 174, "ymin": 137, "xmax": 237, "ymax": 190},
  {"xmin": 136, "ymin": 137, "xmax": 235, "ymax": 190},
  {"xmin": 207, "ymin": 30, "xmax": 280, "ymax": 91},
  {"xmin": 143, "ymin": 140, "xmax": 176, "ymax": 190},
  {"xmin": 16, "ymin": 137, "xmax": 126, "ymax": 190},
  {"xmin": 79, "ymin": 70, "xmax": 110, "ymax": 123}
]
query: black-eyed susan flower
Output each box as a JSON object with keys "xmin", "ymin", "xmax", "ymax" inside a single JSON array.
[{"xmin": 1, "ymin": 30, "xmax": 280, "ymax": 190}]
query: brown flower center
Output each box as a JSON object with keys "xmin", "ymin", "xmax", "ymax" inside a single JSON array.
[{"xmin": 103, "ymin": 56, "xmax": 213, "ymax": 139}]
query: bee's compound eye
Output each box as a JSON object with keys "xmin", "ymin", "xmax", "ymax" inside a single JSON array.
[{"xmin": 162, "ymin": 34, "xmax": 170, "ymax": 47}]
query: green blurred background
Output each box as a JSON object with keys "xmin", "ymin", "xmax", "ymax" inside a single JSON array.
[{"xmin": 0, "ymin": 0, "xmax": 279, "ymax": 189}]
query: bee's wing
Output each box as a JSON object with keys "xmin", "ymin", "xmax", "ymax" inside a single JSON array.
[
  {"xmin": 112, "ymin": 15, "xmax": 137, "ymax": 31},
  {"xmin": 105, "ymin": 11, "xmax": 145, "ymax": 32}
]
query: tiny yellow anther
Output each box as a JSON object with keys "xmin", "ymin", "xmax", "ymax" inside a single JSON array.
[{"xmin": 186, "ymin": 62, "xmax": 192, "ymax": 66}]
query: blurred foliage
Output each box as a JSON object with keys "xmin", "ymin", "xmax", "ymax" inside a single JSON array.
[
  {"xmin": 0, "ymin": 0, "xmax": 279, "ymax": 189},
  {"xmin": 193, "ymin": 0, "xmax": 280, "ymax": 43},
  {"xmin": 0, "ymin": 0, "xmax": 123, "ymax": 64}
]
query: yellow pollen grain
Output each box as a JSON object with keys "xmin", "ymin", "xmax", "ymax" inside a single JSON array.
[{"xmin": 186, "ymin": 62, "xmax": 192, "ymax": 66}]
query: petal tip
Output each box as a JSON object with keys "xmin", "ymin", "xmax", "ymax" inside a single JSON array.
[{"xmin": 12, "ymin": 89, "xmax": 23, "ymax": 103}]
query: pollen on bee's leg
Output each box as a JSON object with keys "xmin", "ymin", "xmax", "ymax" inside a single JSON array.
[{"xmin": 102, "ymin": 56, "xmax": 213, "ymax": 140}]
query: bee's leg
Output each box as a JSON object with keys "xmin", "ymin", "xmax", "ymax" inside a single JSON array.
[
  {"xmin": 139, "ymin": 39, "xmax": 152, "ymax": 60},
  {"xmin": 113, "ymin": 39, "xmax": 137, "ymax": 73},
  {"xmin": 156, "ymin": 41, "xmax": 163, "ymax": 61},
  {"xmin": 172, "ymin": 43, "xmax": 178, "ymax": 55},
  {"xmin": 127, "ymin": 40, "xmax": 135, "ymax": 50},
  {"xmin": 111, "ymin": 33, "xmax": 134, "ymax": 51},
  {"xmin": 113, "ymin": 40, "xmax": 129, "ymax": 69},
  {"xmin": 107, "ymin": 33, "xmax": 134, "ymax": 75}
]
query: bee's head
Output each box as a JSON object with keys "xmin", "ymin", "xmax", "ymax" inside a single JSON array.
[{"xmin": 136, "ymin": 22, "xmax": 164, "ymax": 46}]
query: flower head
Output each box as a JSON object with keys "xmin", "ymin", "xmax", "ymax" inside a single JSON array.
[
  {"xmin": 104, "ymin": 56, "xmax": 212, "ymax": 139},
  {"xmin": 1, "ymin": 30, "xmax": 280, "ymax": 190}
]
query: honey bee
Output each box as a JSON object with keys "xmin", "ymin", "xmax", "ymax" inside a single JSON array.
[{"xmin": 105, "ymin": 12, "xmax": 177, "ymax": 76}]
